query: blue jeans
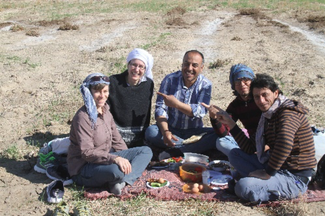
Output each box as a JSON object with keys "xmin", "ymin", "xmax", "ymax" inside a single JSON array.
[
  {"xmin": 216, "ymin": 135, "xmax": 239, "ymax": 157},
  {"xmin": 72, "ymin": 146, "xmax": 152, "ymax": 187},
  {"xmin": 229, "ymin": 148, "xmax": 308, "ymax": 202},
  {"xmin": 145, "ymin": 124, "xmax": 218, "ymax": 153}
]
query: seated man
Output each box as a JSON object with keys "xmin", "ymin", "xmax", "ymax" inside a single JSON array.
[
  {"xmin": 145, "ymin": 50, "xmax": 225, "ymax": 160},
  {"xmin": 216, "ymin": 73, "xmax": 316, "ymax": 203}
]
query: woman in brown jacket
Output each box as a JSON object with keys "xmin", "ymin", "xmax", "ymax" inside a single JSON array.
[{"xmin": 67, "ymin": 73, "xmax": 152, "ymax": 195}]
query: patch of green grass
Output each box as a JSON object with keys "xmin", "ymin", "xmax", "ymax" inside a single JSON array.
[
  {"xmin": 0, "ymin": 145, "xmax": 20, "ymax": 160},
  {"xmin": 2, "ymin": 0, "xmax": 325, "ymax": 22},
  {"xmin": 69, "ymin": 184, "xmax": 85, "ymax": 201},
  {"xmin": 23, "ymin": 57, "xmax": 40, "ymax": 68},
  {"xmin": 1, "ymin": 55, "xmax": 40, "ymax": 68},
  {"xmin": 43, "ymin": 87, "xmax": 81, "ymax": 125},
  {"xmin": 113, "ymin": 56, "xmax": 127, "ymax": 74},
  {"xmin": 126, "ymin": 1, "xmax": 175, "ymax": 13},
  {"xmin": 7, "ymin": 55, "xmax": 21, "ymax": 62},
  {"xmin": 273, "ymin": 74, "xmax": 285, "ymax": 91},
  {"xmin": 25, "ymin": 139, "xmax": 42, "ymax": 147},
  {"xmin": 142, "ymin": 32, "xmax": 171, "ymax": 50}
]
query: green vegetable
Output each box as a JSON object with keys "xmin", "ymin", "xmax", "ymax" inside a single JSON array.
[
  {"xmin": 150, "ymin": 181, "xmax": 167, "ymax": 187},
  {"xmin": 166, "ymin": 158, "xmax": 176, "ymax": 163}
]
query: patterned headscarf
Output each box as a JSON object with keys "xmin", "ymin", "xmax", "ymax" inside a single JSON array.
[
  {"xmin": 80, "ymin": 73, "xmax": 110, "ymax": 128},
  {"xmin": 229, "ymin": 64, "xmax": 255, "ymax": 90},
  {"xmin": 126, "ymin": 48, "xmax": 154, "ymax": 83}
]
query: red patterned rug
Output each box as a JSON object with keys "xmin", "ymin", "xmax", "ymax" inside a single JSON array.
[{"xmin": 84, "ymin": 168, "xmax": 325, "ymax": 205}]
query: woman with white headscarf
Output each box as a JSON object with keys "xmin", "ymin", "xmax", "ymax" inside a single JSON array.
[
  {"xmin": 107, "ymin": 48, "xmax": 154, "ymax": 147},
  {"xmin": 67, "ymin": 73, "xmax": 152, "ymax": 195}
]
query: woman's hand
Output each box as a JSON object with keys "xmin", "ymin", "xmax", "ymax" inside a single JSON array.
[{"xmin": 114, "ymin": 157, "xmax": 132, "ymax": 174}]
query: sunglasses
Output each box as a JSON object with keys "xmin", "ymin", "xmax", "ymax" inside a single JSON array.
[{"xmin": 90, "ymin": 76, "xmax": 110, "ymax": 82}]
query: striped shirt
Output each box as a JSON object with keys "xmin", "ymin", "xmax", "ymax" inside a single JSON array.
[
  {"xmin": 155, "ymin": 71, "xmax": 211, "ymax": 129},
  {"xmin": 230, "ymin": 99, "xmax": 316, "ymax": 176}
]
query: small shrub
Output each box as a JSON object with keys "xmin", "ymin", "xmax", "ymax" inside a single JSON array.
[
  {"xmin": 26, "ymin": 30, "xmax": 40, "ymax": 37},
  {"xmin": 209, "ymin": 59, "xmax": 231, "ymax": 69},
  {"xmin": 58, "ymin": 23, "xmax": 79, "ymax": 31},
  {"xmin": 10, "ymin": 24, "xmax": 24, "ymax": 32},
  {"xmin": 166, "ymin": 6, "xmax": 186, "ymax": 17}
]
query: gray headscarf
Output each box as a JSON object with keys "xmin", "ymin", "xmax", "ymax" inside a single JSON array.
[{"xmin": 80, "ymin": 73, "xmax": 110, "ymax": 128}]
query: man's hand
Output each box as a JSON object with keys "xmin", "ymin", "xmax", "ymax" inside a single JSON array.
[
  {"xmin": 248, "ymin": 169, "xmax": 271, "ymax": 180},
  {"xmin": 201, "ymin": 102, "xmax": 236, "ymax": 129},
  {"xmin": 201, "ymin": 102, "xmax": 221, "ymax": 119},
  {"xmin": 114, "ymin": 157, "xmax": 132, "ymax": 174},
  {"xmin": 163, "ymin": 130, "xmax": 179, "ymax": 147},
  {"xmin": 157, "ymin": 92, "xmax": 180, "ymax": 108}
]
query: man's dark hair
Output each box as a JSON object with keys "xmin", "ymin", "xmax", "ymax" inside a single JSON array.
[
  {"xmin": 250, "ymin": 73, "xmax": 283, "ymax": 95},
  {"xmin": 183, "ymin": 50, "xmax": 205, "ymax": 64}
]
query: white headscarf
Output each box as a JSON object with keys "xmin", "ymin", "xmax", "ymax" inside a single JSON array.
[
  {"xmin": 80, "ymin": 73, "xmax": 110, "ymax": 128},
  {"xmin": 126, "ymin": 48, "xmax": 154, "ymax": 83}
]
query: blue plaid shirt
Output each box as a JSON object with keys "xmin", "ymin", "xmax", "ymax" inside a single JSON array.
[{"xmin": 155, "ymin": 71, "xmax": 212, "ymax": 129}]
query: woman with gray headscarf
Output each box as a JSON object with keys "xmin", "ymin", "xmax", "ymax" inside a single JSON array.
[
  {"xmin": 107, "ymin": 48, "xmax": 154, "ymax": 147},
  {"xmin": 67, "ymin": 73, "xmax": 152, "ymax": 195}
]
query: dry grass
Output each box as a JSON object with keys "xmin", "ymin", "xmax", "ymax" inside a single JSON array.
[{"xmin": 1, "ymin": 0, "xmax": 325, "ymax": 215}]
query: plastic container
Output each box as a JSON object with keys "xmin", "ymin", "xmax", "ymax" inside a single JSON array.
[
  {"xmin": 183, "ymin": 153, "xmax": 209, "ymax": 165},
  {"xmin": 202, "ymin": 170, "xmax": 210, "ymax": 185},
  {"xmin": 179, "ymin": 162, "xmax": 207, "ymax": 183}
]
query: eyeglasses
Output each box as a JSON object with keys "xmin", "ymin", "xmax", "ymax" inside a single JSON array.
[
  {"xmin": 90, "ymin": 76, "xmax": 110, "ymax": 82},
  {"xmin": 130, "ymin": 63, "xmax": 146, "ymax": 71},
  {"xmin": 235, "ymin": 78, "xmax": 251, "ymax": 85}
]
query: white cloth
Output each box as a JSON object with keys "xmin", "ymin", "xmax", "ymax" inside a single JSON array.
[
  {"xmin": 314, "ymin": 135, "xmax": 325, "ymax": 163},
  {"xmin": 255, "ymin": 94, "xmax": 288, "ymax": 163},
  {"xmin": 50, "ymin": 137, "xmax": 70, "ymax": 155},
  {"xmin": 126, "ymin": 48, "xmax": 154, "ymax": 83}
]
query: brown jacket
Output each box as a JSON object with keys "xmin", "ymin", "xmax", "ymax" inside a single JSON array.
[{"xmin": 67, "ymin": 104, "xmax": 127, "ymax": 176}]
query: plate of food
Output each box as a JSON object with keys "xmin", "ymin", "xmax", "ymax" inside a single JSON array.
[
  {"xmin": 163, "ymin": 157, "xmax": 184, "ymax": 163},
  {"xmin": 209, "ymin": 160, "xmax": 231, "ymax": 172},
  {"xmin": 146, "ymin": 178, "xmax": 169, "ymax": 189},
  {"xmin": 210, "ymin": 174, "xmax": 233, "ymax": 186},
  {"xmin": 149, "ymin": 161, "xmax": 169, "ymax": 169}
]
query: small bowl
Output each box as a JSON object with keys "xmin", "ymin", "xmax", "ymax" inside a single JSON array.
[
  {"xmin": 179, "ymin": 162, "xmax": 207, "ymax": 183},
  {"xmin": 183, "ymin": 153, "xmax": 209, "ymax": 165},
  {"xmin": 209, "ymin": 160, "xmax": 231, "ymax": 172}
]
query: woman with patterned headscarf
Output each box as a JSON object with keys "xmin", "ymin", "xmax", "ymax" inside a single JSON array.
[
  {"xmin": 107, "ymin": 48, "xmax": 154, "ymax": 147},
  {"xmin": 67, "ymin": 73, "xmax": 152, "ymax": 195}
]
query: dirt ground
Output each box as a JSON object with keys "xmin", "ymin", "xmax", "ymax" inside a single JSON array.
[{"xmin": 1, "ymin": 3, "xmax": 325, "ymax": 216}]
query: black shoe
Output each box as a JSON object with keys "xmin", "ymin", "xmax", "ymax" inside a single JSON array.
[
  {"xmin": 46, "ymin": 165, "xmax": 73, "ymax": 186},
  {"xmin": 47, "ymin": 180, "xmax": 64, "ymax": 203},
  {"xmin": 226, "ymin": 179, "xmax": 236, "ymax": 195},
  {"xmin": 158, "ymin": 148, "xmax": 184, "ymax": 161}
]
